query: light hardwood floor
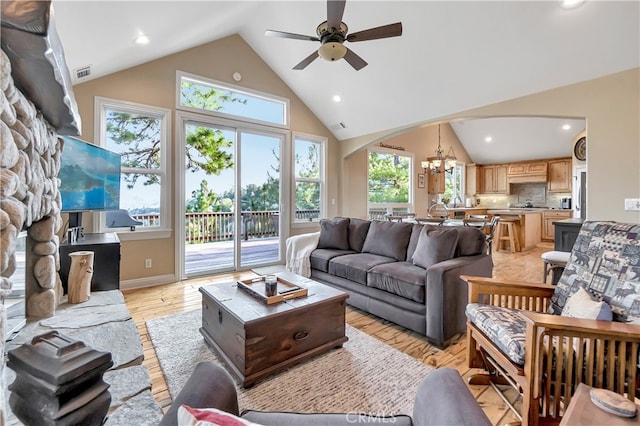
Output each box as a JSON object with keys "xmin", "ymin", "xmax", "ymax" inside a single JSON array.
[{"xmin": 123, "ymin": 241, "xmax": 554, "ymax": 425}]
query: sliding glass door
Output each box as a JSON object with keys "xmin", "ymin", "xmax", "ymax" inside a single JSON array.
[{"xmin": 177, "ymin": 115, "xmax": 285, "ymax": 278}]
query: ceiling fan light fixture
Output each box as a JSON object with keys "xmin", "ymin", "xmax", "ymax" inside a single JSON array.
[
  {"xmin": 561, "ymin": 0, "xmax": 584, "ymax": 9},
  {"xmin": 318, "ymin": 42, "xmax": 347, "ymax": 61}
]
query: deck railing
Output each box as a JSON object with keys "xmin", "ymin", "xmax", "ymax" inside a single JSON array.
[{"xmin": 132, "ymin": 210, "xmax": 319, "ymax": 244}]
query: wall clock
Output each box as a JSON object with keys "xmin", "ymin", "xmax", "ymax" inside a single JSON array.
[{"xmin": 574, "ymin": 136, "xmax": 586, "ymax": 161}]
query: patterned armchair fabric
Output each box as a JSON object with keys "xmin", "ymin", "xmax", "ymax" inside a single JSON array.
[
  {"xmin": 466, "ymin": 221, "xmax": 640, "ymax": 366},
  {"xmin": 548, "ymin": 221, "xmax": 640, "ymax": 321}
]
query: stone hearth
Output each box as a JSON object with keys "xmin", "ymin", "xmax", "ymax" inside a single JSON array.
[{"xmin": 5, "ymin": 291, "xmax": 163, "ymax": 425}]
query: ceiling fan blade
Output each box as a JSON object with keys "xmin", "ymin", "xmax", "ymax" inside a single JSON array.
[
  {"xmin": 327, "ymin": 0, "xmax": 347, "ymax": 30},
  {"xmin": 346, "ymin": 22, "xmax": 403, "ymax": 42},
  {"xmin": 293, "ymin": 50, "xmax": 320, "ymax": 70},
  {"xmin": 265, "ymin": 30, "xmax": 320, "ymax": 42},
  {"xmin": 343, "ymin": 47, "xmax": 367, "ymax": 71}
]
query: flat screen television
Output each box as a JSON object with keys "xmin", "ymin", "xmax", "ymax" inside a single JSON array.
[{"xmin": 59, "ymin": 136, "xmax": 121, "ymax": 218}]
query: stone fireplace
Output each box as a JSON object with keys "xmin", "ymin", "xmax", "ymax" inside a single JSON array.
[
  {"xmin": 1, "ymin": 48, "xmax": 65, "ymax": 321},
  {"xmin": 1, "ymin": 1, "xmax": 83, "ymax": 421}
]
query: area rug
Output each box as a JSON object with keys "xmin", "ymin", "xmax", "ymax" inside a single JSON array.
[{"xmin": 147, "ymin": 309, "xmax": 434, "ymax": 416}]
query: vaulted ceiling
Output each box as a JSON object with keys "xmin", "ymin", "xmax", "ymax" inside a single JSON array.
[{"xmin": 52, "ymin": 1, "xmax": 639, "ymax": 162}]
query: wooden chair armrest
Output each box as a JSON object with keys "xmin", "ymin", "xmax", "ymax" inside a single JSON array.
[
  {"xmin": 462, "ymin": 275, "xmax": 556, "ymax": 309},
  {"xmin": 520, "ymin": 311, "xmax": 640, "ymax": 413},
  {"xmin": 521, "ymin": 311, "xmax": 640, "ymax": 340}
]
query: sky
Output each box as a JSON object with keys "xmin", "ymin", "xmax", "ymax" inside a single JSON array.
[{"xmin": 121, "ymin": 128, "xmax": 281, "ymax": 212}]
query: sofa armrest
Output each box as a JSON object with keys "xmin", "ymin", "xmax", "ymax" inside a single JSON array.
[
  {"xmin": 159, "ymin": 362, "xmax": 239, "ymax": 426},
  {"xmin": 425, "ymin": 255, "xmax": 493, "ymax": 347},
  {"xmin": 413, "ymin": 368, "xmax": 491, "ymax": 426}
]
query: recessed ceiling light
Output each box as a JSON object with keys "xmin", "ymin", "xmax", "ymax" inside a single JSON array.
[
  {"xmin": 135, "ymin": 34, "xmax": 150, "ymax": 45},
  {"xmin": 485, "ymin": 136, "xmax": 493, "ymax": 143},
  {"xmin": 562, "ymin": 124, "xmax": 571, "ymax": 130},
  {"xmin": 561, "ymin": 0, "xmax": 584, "ymax": 9},
  {"xmin": 332, "ymin": 94, "xmax": 342, "ymax": 103}
]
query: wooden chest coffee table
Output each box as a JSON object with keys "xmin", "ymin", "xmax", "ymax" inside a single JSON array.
[{"xmin": 199, "ymin": 272, "xmax": 349, "ymax": 387}]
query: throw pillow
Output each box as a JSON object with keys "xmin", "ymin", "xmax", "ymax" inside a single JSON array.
[
  {"xmin": 178, "ymin": 405, "xmax": 262, "ymax": 426},
  {"xmin": 361, "ymin": 220, "xmax": 413, "ymax": 260},
  {"xmin": 411, "ymin": 226, "xmax": 459, "ymax": 270},
  {"xmin": 317, "ymin": 218, "xmax": 350, "ymax": 250},
  {"xmin": 347, "ymin": 218, "xmax": 371, "ymax": 252},
  {"xmin": 561, "ymin": 287, "xmax": 613, "ymax": 321}
]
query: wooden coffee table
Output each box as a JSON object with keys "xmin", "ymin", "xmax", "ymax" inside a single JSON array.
[{"xmin": 199, "ymin": 272, "xmax": 349, "ymax": 387}]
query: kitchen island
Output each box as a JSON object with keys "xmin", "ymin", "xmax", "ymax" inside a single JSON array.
[{"xmin": 487, "ymin": 209, "xmax": 543, "ymax": 251}]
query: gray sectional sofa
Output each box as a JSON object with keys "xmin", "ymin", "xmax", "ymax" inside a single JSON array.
[{"xmin": 310, "ymin": 218, "xmax": 493, "ymax": 348}]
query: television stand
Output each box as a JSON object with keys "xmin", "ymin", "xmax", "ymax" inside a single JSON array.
[
  {"xmin": 59, "ymin": 233, "xmax": 121, "ymax": 293},
  {"xmin": 66, "ymin": 212, "xmax": 84, "ymax": 243}
]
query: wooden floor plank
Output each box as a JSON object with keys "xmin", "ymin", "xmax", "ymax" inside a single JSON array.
[{"xmin": 123, "ymin": 241, "xmax": 552, "ymax": 422}]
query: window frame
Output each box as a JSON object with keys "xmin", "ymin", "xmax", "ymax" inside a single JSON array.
[
  {"xmin": 443, "ymin": 162, "xmax": 466, "ymax": 204},
  {"xmin": 292, "ymin": 132, "xmax": 327, "ymax": 226},
  {"xmin": 367, "ymin": 147, "xmax": 414, "ymax": 216},
  {"xmin": 176, "ymin": 70, "xmax": 290, "ymax": 129},
  {"xmin": 94, "ymin": 96, "xmax": 172, "ymax": 240}
]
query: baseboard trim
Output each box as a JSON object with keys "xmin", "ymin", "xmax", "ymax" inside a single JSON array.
[{"xmin": 120, "ymin": 274, "xmax": 177, "ymax": 290}]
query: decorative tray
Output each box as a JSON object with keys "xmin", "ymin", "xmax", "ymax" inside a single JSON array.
[
  {"xmin": 237, "ymin": 276, "xmax": 308, "ymax": 305},
  {"xmin": 589, "ymin": 388, "xmax": 638, "ymax": 418}
]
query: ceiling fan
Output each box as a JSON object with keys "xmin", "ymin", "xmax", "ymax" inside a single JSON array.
[{"xmin": 265, "ymin": 0, "xmax": 402, "ymax": 71}]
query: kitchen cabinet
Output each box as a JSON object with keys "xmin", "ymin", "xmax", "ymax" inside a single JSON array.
[
  {"xmin": 480, "ymin": 165, "xmax": 509, "ymax": 194},
  {"xmin": 542, "ymin": 210, "xmax": 572, "ymax": 241},
  {"xmin": 465, "ymin": 164, "xmax": 482, "ymax": 195},
  {"xmin": 507, "ymin": 161, "xmax": 547, "ymax": 183},
  {"xmin": 547, "ymin": 158, "xmax": 572, "ymax": 193},
  {"xmin": 428, "ymin": 168, "xmax": 445, "ymax": 194}
]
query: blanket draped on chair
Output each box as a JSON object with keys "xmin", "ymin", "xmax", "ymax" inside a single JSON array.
[{"xmin": 285, "ymin": 232, "xmax": 320, "ymax": 277}]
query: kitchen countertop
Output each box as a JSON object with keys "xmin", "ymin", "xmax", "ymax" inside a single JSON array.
[
  {"xmin": 487, "ymin": 208, "xmax": 572, "ymax": 214},
  {"xmin": 445, "ymin": 207, "xmax": 487, "ymax": 211},
  {"xmin": 486, "ymin": 209, "xmax": 547, "ymax": 215}
]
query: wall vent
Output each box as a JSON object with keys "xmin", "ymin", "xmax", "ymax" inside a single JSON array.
[
  {"xmin": 75, "ymin": 66, "xmax": 91, "ymax": 79},
  {"xmin": 330, "ymin": 122, "xmax": 347, "ymax": 131}
]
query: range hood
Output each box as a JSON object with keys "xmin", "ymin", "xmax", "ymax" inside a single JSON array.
[{"xmin": 507, "ymin": 162, "xmax": 547, "ymax": 183}]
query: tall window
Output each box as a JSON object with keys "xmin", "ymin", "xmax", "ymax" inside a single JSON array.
[
  {"xmin": 293, "ymin": 133, "xmax": 325, "ymax": 223},
  {"xmin": 443, "ymin": 163, "xmax": 465, "ymax": 204},
  {"xmin": 95, "ymin": 97, "xmax": 171, "ymax": 234},
  {"xmin": 177, "ymin": 71, "xmax": 289, "ymax": 128},
  {"xmin": 368, "ymin": 149, "xmax": 413, "ymax": 217}
]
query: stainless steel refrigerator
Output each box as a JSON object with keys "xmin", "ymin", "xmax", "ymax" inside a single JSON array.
[{"xmin": 573, "ymin": 166, "xmax": 587, "ymax": 219}]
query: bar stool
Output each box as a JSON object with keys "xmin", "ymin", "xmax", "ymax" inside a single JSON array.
[
  {"xmin": 541, "ymin": 250, "xmax": 571, "ymax": 283},
  {"xmin": 495, "ymin": 219, "xmax": 520, "ymax": 253}
]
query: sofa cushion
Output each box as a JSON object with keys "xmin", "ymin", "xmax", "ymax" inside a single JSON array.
[
  {"xmin": 348, "ymin": 218, "xmax": 371, "ymax": 252},
  {"xmin": 310, "ymin": 248, "xmax": 355, "ymax": 273},
  {"xmin": 317, "ymin": 218, "xmax": 350, "ymax": 250},
  {"xmin": 361, "ymin": 221, "xmax": 414, "ymax": 261},
  {"xmin": 465, "ymin": 304, "xmax": 527, "ymax": 365},
  {"xmin": 412, "ymin": 226, "xmax": 459, "ymax": 270},
  {"xmin": 329, "ymin": 253, "xmax": 396, "ymax": 285},
  {"xmin": 368, "ymin": 261, "xmax": 426, "ymax": 303},
  {"xmin": 242, "ymin": 411, "xmax": 412, "ymax": 426}
]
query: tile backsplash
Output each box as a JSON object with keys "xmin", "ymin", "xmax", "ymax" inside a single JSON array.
[{"xmin": 473, "ymin": 183, "xmax": 571, "ymax": 208}]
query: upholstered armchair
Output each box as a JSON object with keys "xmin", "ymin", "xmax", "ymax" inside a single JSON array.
[{"xmin": 463, "ymin": 221, "xmax": 640, "ymax": 425}]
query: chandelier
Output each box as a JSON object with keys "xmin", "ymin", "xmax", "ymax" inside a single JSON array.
[{"xmin": 421, "ymin": 124, "xmax": 457, "ymax": 174}]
